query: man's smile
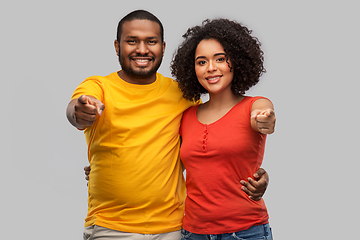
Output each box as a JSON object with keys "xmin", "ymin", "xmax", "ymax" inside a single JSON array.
[{"xmin": 131, "ymin": 56, "xmax": 154, "ymax": 67}]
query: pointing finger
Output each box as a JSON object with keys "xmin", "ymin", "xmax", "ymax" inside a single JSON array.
[{"xmin": 78, "ymin": 95, "xmax": 88, "ymax": 104}]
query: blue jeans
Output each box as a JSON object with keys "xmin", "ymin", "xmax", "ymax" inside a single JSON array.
[{"xmin": 181, "ymin": 224, "xmax": 273, "ymax": 240}]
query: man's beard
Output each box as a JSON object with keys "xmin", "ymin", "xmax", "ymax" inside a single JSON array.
[{"xmin": 119, "ymin": 53, "xmax": 163, "ymax": 80}]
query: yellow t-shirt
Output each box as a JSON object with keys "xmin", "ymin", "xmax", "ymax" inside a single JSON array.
[{"xmin": 71, "ymin": 71, "xmax": 196, "ymax": 234}]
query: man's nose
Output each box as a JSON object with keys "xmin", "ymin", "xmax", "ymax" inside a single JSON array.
[{"xmin": 136, "ymin": 42, "xmax": 149, "ymax": 55}]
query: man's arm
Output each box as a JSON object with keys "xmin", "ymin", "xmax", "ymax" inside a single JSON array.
[
  {"xmin": 240, "ymin": 168, "xmax": 269, "ymax": 201},
  {"xmin": 83, "ymin": 165, "xmax": 270, "ymax": 200},
  {"xmin": 66, "ymin": 95, "xmax": 105, "ymax": 129}
]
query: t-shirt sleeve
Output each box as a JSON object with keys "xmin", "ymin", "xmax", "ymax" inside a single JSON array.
[{"xmin": 71, "ymin": 77, "xmax": 104, "ymax": 101}]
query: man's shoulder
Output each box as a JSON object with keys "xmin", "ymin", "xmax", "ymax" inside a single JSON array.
[
  {"xmin": 157, "ymin": 72, "xmax": 182, "ymax": 90},
  {"xmin": 85, "ymin": 72, "xmax": 117, "ymax": 82},
  {"xmin": 156, "ymin": 72, "xmax": 175, "ymax": 82}
]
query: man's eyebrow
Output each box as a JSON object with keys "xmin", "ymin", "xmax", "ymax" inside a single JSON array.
[
  {"xmin": 124, "ymin": 36, "xmax": 138, "ymax": 39},
  {"xmin": 124, "ymin": 36, "xmax": 159, "ymax": 39},
  {"xmin": 195, "ymin": 53, "xmax": 226, "ymax": 61}
]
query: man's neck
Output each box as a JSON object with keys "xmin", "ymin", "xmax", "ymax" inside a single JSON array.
[{"xmin": 117, "ymin": 70, "xmax": 157, "ymax": 85}]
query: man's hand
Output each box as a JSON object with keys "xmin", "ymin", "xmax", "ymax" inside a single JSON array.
[
  {"xmin": 66, "ymin": 95, "xmax": 105, "ymax": 129},
  {"xmin": 240, "ymin": 168, "xmax": 269, "ymax": 201},
  {"xmin": 251, "ymin": 109, "xmax": 275, "ymax": 134},
  {"xmin": 84, "ymin": 165, "xmax": 91, "ymax": 181}
]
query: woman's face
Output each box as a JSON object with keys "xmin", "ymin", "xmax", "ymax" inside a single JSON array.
[{"xmin": 194, "ymin": 39, "xmax": 234, "ymax": 95}]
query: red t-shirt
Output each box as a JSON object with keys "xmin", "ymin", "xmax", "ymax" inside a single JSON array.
[{"xmin": 180, "ymin": 96, "xmax": 269, "ymax": 234}]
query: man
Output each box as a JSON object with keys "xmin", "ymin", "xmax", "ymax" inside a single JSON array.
[{"xmin": 66, "ymin": 10, "xmax": 272, "ymax": 240}]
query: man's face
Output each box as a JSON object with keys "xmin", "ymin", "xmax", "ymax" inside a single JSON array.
[{"xmin": 115, "ymin": 19, "xmax": 165, "ymax": 84}]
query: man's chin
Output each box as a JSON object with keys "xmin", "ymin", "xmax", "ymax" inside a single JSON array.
[{"xmin": 129, "ymin": 69, "xmax": 156, "ymax": 79}]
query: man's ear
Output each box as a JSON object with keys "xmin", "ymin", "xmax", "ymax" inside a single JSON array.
[
  {"xmin": 114, "ymin": 39, "xmax": 120, "ymax": 56},
  {"xmin": 162, "ymin": 41, "xmax": 166, "ymax": 57}
]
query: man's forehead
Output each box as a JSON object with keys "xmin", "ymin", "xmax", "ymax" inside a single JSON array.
[{"xmin": 121, "ymin": 19, "xmax": 161, "ymax": 39}]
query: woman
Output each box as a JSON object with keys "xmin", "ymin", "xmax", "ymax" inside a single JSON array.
[{"xmin": 171, "ymin": 18, "xmax": 275, "ymax": 239}]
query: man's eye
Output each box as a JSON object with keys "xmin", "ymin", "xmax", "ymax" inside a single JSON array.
[
  {"xmin": 127, "ymin": 40, "xmax": 136, "ymax": 44},
  {"xmin": 148, "ymin": 40, "xmax": 157, "ymax": 44}
]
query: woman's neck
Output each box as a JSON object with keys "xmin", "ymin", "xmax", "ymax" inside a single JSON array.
[
  {"xmin": 197, "ymin": 92, "xmax": 244, "ymax": 124},
  {"xmin": 205, "ymin": 92, "xmax": 244, "ymax": 110}
]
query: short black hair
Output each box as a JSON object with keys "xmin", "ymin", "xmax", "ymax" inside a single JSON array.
[
  {"xmin": 117, "ymin": 10, "xmax": 164, "ymax": 43},
  {"xmin": 171, "ymin": 18, "xmax": 265, "ymax": 101}
]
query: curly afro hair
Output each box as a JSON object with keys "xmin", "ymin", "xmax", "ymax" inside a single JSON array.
[{"xmin": 170, "ymin": 18, "xmax": 266, "ymax": 101}]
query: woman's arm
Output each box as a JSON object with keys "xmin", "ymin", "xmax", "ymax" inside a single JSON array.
[{"xmin": 250, "ymin": 98, "xmax": 276, "ymax": 134}]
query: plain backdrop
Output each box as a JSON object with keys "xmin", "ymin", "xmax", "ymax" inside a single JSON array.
[{"xmin": 1, "ymin": 0, "xmax": 359, "ymax": 239}]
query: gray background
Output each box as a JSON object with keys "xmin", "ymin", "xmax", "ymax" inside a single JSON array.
[{"xmin": 1, "ymin": 0, "xmax": 358, "ymax": 239}]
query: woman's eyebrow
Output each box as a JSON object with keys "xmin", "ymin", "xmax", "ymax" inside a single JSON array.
[{"xmin": 195, "ymin": 52, "xmax": 226, "ymax": 61}]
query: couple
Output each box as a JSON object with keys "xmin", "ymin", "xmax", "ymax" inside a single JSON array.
[{"xmin": 66, "ymin": 10, "xmax": 275, "ymax": 240}]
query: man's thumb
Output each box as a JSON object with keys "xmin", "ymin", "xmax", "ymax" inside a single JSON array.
[{"xmin": 96, "ymin": 102, "xmax": 105, "ymax": 116}]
